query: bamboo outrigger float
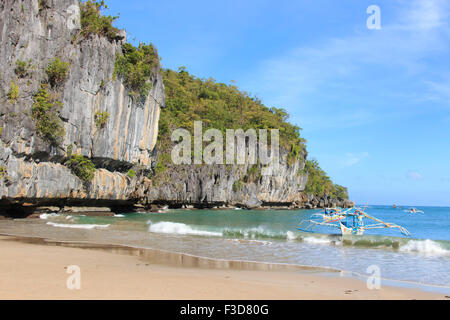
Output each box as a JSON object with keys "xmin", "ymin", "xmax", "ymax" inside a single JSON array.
[{"xmin": 298, "ymin": 207, "xmax": 411, "ymax": 236}]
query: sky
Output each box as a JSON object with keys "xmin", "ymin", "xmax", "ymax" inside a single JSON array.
[{"xmin": 104, "ymin": 0, "xmax": 450, "ymax": 206}]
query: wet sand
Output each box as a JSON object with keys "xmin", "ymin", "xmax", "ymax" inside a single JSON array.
[{"xmin": 0, "ymin": 236, "xmax": 445, "ymax": 300}]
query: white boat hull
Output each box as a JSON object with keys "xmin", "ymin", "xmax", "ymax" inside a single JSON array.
[{"xmin": 340, "ymin": 222, "xmax": 364, "ymax": 235}]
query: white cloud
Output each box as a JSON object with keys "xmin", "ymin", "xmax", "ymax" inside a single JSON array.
[
  {"xmin": 342, "ymin": 152, "xmax": 369, "ymax": 167},
  {"xmin": 243, "ymin": 0, "xmax": 450, "ymax": 130},
  {"xmin": 425, "ymin": 80, "xmax": 450, "ymax": 103},
  {"xmin": 407, "ymin": 171, "xmax": 423, "ymax": 181},
  {"xmin": 402, "ymin": 0, "xmax": 448, "ymax": 30}
]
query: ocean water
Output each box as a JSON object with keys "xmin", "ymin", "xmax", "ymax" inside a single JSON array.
[{"xmin": 2, "ymin": 205, "xmax": 449, "ymax": 290}]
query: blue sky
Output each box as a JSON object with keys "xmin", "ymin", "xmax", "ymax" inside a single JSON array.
[{"xmin": 105, "ymin": 0, "xmax": 449, "ymax": 206}]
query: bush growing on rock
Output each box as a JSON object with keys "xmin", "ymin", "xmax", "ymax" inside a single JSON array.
[
  {"xmin": 7, "ymin": 81, "xmax": 19, "ymax": 104},
  {"xmin": 66, "ymin": 144, "xmax": 73, "ymax": 158},
  {"xmin": 0, "ymin": 166, "xmax": 10, "ymax": 184},
  {"xmin": 127, "ymin": 169, "xmax": 136, "ymax": 178},
  {"xmin": 94, "ymin": 111, "xmax": 109, "ymax": 129},
  {"xmin": 38, "ymin": 0, "xmax": 49, "ymax": 11},
  {"xmin": 0, "ymin": 166, "xmax": 6, "ymax": 179},
  {"xmin": 46, "ymin": 58, "xmax": 70, "ymax": 88},
  {"xmin": 65, "ymin": 154, "xmax": 96, "ymax": 183},
  {"xmin": 153, "ymin": 162, "xmax": 166, "ymax": 175},
  {"xmin": 15, "ymin": 60, "xmax": 32, "ymax": 78},
  {"xmin": 31, "ymin": 84, "xmax": 65, "ymax": 144},
  {"xmin": 232, "ymin": 180, "xmax": 244, "ymax": 192},
  {"xmin": 332, "ymin": 185, "xmax": 349, "ymax": 200},
  {"xmin": 304, "ymin": 160, "xmax": 348, "ymax": 199},
  {"xmin": 80, "ymin": 0, "xmax": 123, "ymax": 42},
  {"xmin": 114, "ymin": 42, "xmax": 159, "ymax": 98},
  {"xmin": 245, "ymin": 165, "xmax": 261, "ymax": 183}
]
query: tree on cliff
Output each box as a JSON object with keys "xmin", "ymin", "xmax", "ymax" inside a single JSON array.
[
  {"xmin": 158, "ymin": 68, "xmax": 306, "ymax": 163},
  {"xmin": 304, "ymin": 160, "xmax": 349, "ymax": 200}
]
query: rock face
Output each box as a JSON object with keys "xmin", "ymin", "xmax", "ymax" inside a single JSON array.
[
  {"xmin": 147, "ymin": 150, "xmax": 309, "ymax": 209},
  {"xmin": 0, "ymin": 0, "xmax": 350, "ymax": 215},
  {"xmin": 146, "ymin": 150, "xmax": 352, "ymax": 209},
  {"xmin": 0, "ymin": 0, "xmax": 163, "ymax": 212},
  {"xmin": 299, "ymin": 193, "xmax": 354, "ymax": 210}
]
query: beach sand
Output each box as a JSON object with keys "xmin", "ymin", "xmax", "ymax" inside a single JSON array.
[{"xmin": 0, "ymin": 236, "xmax": 445, "ymax": 300}]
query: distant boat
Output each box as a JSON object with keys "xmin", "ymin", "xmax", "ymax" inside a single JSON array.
[{"xmin": 404, "ymin": 208, "xmax": 424, "ymax": 214}]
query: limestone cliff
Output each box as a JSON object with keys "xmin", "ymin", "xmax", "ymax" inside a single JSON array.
[
  {"xmin": 147, "ymin": 150, "xmax": 308, "ymax": 209},
  {"xmin": 147, "ymin": 150, "xmax": 352, "ymax": 210},
  {"xmin": 0, "ymin": 0, "xmax": 350, "ymax": 215},
  {"xmin": 0, "ymin": 0, "xmax": 163, "ymax": 214}
]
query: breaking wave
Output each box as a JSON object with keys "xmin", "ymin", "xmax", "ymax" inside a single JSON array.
[
  {"xmin": 145, "ymin": 220, "xmax": 450, "ymax": 256},
  {"xmin": 302, "ymin": 236, "xmax": 341, "ymax": 245},
  {"xmin": 47, "ymin": 222, "xmax": 110, "ymax": 230},
  {"xmin": 399, "ymin": 239, "xmax": 449, "ymax": 256},
  {"xmin": 148, "ymin": 221, "xmax": 222, "ymax": 237},
  {"xmin": 222, "ymin": 227, "xmax": 289, "ymax": 240},
  {"xmin": 302, "ymin": 234, "xmax": 450, "ymax": 256},
  {"xmin": 39, "ymin": 213, "xmax": 60, "ymax": 220}
]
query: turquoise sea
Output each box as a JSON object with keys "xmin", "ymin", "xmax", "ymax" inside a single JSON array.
[{"xmin": 3, "ymin": 205, "xmax": 449, "ymax": 291}]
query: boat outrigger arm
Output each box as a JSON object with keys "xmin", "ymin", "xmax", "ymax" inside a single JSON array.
[
  {"xmin": 297, "ymin": 208, "xmax": 411, "ymax": 236},
  {"xmin": 361, "ymin": 212, "xmax": 410, "ymax": 236}
]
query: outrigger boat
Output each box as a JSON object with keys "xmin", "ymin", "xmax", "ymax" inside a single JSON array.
[
  {"xmin": 298, "ymin": 207, "xmax": 411, "ymax": 236},
  {"xmin": 404, "ymin": 208, "xmax": 424, "ymax": 214}
]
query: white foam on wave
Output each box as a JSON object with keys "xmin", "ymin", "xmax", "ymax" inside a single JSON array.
[
  {"xmin": 114, "ymin": 214, "xmax": 125, "ymax": 218},
  {"xmin": 39, "ymin": 213, "xmax": 59, "ymax": 220},
  {"xmin": 399, "ymin": 239, "xmax": 450, "ymax": 256},
  {"xmin": 286, "ymin": 231, "xmax": 298, "ymax": 241},
  {"xmin": 148, "ymin": 221, "xmax": 222, "ymax": 237},
  {"xmin": 47, "ymin": 222, "xmax": 110, "ymax": 230},
  {"xmin": 227, "ymin": 239, "xmax": 272, "ymax": 246},
  {"xmin": 303, "ymin": 236, "xmax": 334, "ymax": 245}
]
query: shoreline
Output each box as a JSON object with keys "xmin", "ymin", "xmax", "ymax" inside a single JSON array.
[
  {"xmin": 0, "ymin": 199, "xmax": 354, "ymax": 219},
  {"xmin": 0, "ymin": 234, "xmax": 448, "ymax": 300}
]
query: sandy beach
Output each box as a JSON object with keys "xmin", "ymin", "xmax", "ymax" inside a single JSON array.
[{"xmin": 0, "ymin": 236, "xmax": 445, "ymax": 300}]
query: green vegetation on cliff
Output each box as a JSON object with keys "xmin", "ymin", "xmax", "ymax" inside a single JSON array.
[
  {"xmin": 114, "ymin": 42, "xmax": 159, "ymax": 97},
  {"xmin": 94, "ymin": 111, "xmax": 109, "ymax": 129},
  {"xmin": 31, "ymin": 84, "xmax": 65, "ymax": 144},
  {"xmin": 157, "ymin": 68, "xmax": 348, "ymax": 199},
  {"xmin": 0, "ymin": 166, "xmax": 10, "ymax": 184},
  {"xmin": 127, "ymin": 169, "xmax": 136, "ymax": 178},
  {"xmin": 7, "ymin": 81, "xmax": 19, "ymax": 104},
  {"xmin": 0, "ymin": 166, "xmax": 6, "ymax": 179},
  {"xmin": 46, "ymin": 58, "xmax": 70, "ymax": 88},
  {"xmin": 159, "ymin": 68, "xmax": 306, "ymax": 160},
  {"xmin": 65, "ymin": 154, "xmax": 96, "ymax": 183},
  {"xmin": 79, "ymin": 0, "xmax": 122, "ymax": 42},
  {"xmin": 15, "ymin": 60, "xmax": 33, "ymax": 78},
  {"xmin": 304, "ymin": 160, "xmax": 349, "ymax": 199}
]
